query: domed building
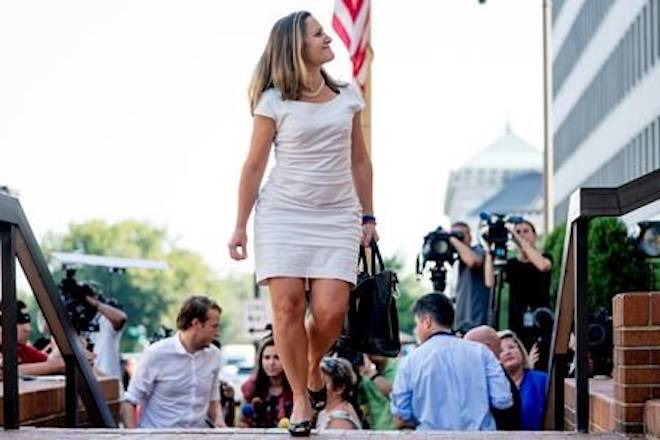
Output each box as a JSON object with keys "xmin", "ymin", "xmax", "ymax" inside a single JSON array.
[{"xmin": 443, "ymin": 125, "xmax": 545, "ymax": 238}]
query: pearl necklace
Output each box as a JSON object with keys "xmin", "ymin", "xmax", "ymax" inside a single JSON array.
[{"xmin": 301, "ymin": 79, "xmax": 325, "ymax": 98}]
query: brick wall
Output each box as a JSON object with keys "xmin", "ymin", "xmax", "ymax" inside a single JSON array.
[{"xmin": 612, "ymin": 291, "xmax": 660, "ymax": 434}]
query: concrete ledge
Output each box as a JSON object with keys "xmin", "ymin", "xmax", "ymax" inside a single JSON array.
[
  {"xmin": 0, "ymin": 427, "xmax": 631, "ymax": 439},
  {"xmin": 646, "ymin": 399, "xmax": 660, "ymax": 437},
  {"xmin": 564, "ymin": 378, "xmax": 617, "ymax": 432}
]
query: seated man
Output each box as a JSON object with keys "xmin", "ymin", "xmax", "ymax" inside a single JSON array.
[
  {"xmin": 465, "ymin": 325, "xmax": 522, "ymax": 430},
  {"xmin": 391, "ymin": 293, "xmax": 512, "ymax": 431}
]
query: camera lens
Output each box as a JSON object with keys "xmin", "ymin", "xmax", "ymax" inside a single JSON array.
[{"xmin": 433, "ymin": 240, "xmax": 449, "ymax": 254}]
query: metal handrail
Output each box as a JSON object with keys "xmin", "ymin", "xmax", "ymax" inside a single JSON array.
[
  {"xmin": 0, "ymin": 194, "xmax": 115, "ymax": 429},
  {"xmin": 543, "ymin": 168, "xmax": 660, "ymax": 432}
]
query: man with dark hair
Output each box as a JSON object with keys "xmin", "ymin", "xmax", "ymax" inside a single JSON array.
[
  {"xmin": 390, "ymin": 293, "xmax": 512, "ymax": 431},
  {"xmin": 123, "ymin": 296, "xmax": 225, "ymax": 428},
  {"xmin": 484, "ymin": 219, "xmax": 553, "ymax": 368},
  {"xmin": 449, "ymin": 222, "xmax": 490, "ymax": 334}
]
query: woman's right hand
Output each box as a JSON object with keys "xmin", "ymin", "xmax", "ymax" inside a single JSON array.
[{"xmin": 228, "ymin": 228, "xmax": 248, "ymax": 260}]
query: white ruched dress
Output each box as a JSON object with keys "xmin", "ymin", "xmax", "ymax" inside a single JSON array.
[{"xmin": 253, "ymin": 84, "xmax": 365, "ymax": 286}]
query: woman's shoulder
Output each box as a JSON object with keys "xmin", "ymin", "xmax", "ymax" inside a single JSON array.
[
  {"xmin": 240, "ymin": 374, "xmax": 258, "ymax": 399},
  {"xmin": 329, "ymin": 405, "xmax": 361, "ymax": 428},
  {"xmin": 337, "ymin": 82, "xmax": 365, "ymax": 112},
  {"xmin": 259, "ymin": 87, "xmax": 282, "ymax": 103},
  {"xmin": 525, "ymin": 369, "xmax": 548, "ymax": 380},
  {"xmin": 523, "ymin": 369, "xmax": 548, "ymax": 390}
]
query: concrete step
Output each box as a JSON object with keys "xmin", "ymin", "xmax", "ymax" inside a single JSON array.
[{"xmin": 1, "ymin": 427, "xmax": 634, "ymax": 439}]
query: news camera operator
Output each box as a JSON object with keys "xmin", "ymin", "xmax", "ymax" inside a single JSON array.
[
  {"xmin": 58, "ymin": 270, "xmax": 127, "ymax": 378},
  {"xmin": 448, "ymin": 222, "xmax": 491, "ymax": 335},
  {"xmin": 483, "ymin": 219, "xmax": 552, "ymax": 368},
  {"xmin": 86, "ymin": 286, "xmax": 127, "ymax": 378}
]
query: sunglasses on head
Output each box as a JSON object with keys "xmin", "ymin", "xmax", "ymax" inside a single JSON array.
[{"xmin": 321, "ymin": 357, "xmax": 346, "ymax": 373}]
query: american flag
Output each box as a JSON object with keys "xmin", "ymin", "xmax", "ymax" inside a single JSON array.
[{"xmin": 332, "ymin": 0, "xmax": 371, "ymax": 93}]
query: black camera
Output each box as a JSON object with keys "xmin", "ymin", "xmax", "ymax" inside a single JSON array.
[
  {"xmin": 59, "ymin": 269, "xmax": 103, "ymax": 334},
  {"xmin": 59, "ymin": 269, "xmax": 121, "ymax": 334},
  {"xmin": 149, "ymin": 325, "xmax": 175, "ymax": 344},
  {"xmin": 479, "ymin": 212, "xmax": 523, "ymax": 265},
  {"xmin": 416, "ymin": 226, "xmax": 464, "ymax": 292},
  {"xmin": 329, "ymin": 338, "xmax": 365, "ymax": 368},
  {"xmin": 588, "ymin": 308, "xmax": 613, "ymax": 376},
  {"xmin": 420, "ymin": 227, "xmax": 464, "ymax": 265}
]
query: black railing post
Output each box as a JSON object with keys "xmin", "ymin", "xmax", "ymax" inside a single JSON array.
[
  {"xmin": 553, "ymin": 353, "xmax": 569, "ymax": 430},
  {"xmin": 574, "ymin": 219, "xmax": 589, "ymax": 432},
  {"xmin": 65, "ymin": 355, "xmax": 78, "ymax": 427},
  {"xmin": 1, "ymin": 222, "xmax": 19, "ymax": 430}
]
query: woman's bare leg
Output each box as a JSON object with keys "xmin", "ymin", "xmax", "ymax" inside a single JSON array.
[
  {"xmin": 306, "ymin": 279, "xmax": 350, "ymax": 391},
  {"xmin": 268, "ymin": 277, "xmax": 314, "ymax": 423}
]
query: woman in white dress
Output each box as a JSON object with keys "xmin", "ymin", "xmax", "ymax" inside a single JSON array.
[{"xmin": 228, "ymin": 10, "xmax": 376, "ymax": 437}]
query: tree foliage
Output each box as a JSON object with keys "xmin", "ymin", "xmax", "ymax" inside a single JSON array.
[
  {"xmin": 543, "ymin": 218, "xmax": 650, "ymax": 311},
  {"xmin": 41, "ymin": 220, "xmax": 233, "ymax": 351},
  {"xmin": 383, "ymin": 254, "xmax": 426, "ymax": 337}
]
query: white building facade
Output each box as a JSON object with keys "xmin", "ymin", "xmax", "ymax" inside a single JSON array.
[
  {"xmin": 553, "ymin": 0, "xmax": 660, "ymax": 224},
  {"xmin": 444, "ymin": 126, "xmax": 544, "ymax": 235}
]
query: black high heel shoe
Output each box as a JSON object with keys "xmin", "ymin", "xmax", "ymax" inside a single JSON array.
[
  {"xmin": 288, "ymin": 420, "xmax": 312, "ymax": 437},
  {"xmin": 308, "ymin": 386, "xmax": 327, "ymax": 411}
]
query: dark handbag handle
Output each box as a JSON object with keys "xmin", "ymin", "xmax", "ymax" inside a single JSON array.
[{"xmin": 358, "ymin": 239, "xmax": 385, "ymax": 275}]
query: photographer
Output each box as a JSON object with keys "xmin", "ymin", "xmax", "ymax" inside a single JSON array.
[
  {"xmin": 449, "ymin": 222, "xmax": 491, "ymax": 335},
  {"xmin": 484, "ymin": 219, "xmax": 552, "ymax": 366},
  {"xmin": 358, "ymin": 354, "xmax": 397, "ymax": 430},
  {"xmin": 86, "ymin": 290, "xmax": 127, "ymax": 378}
]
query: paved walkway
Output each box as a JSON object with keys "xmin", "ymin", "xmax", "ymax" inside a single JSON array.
[{"xmin": 1, "ymin": 428, "xmax": 637, "ymax": 439}]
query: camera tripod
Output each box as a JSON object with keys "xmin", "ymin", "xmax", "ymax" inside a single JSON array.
[
  {"xmin": 487, "ymin": 266, "xmax": 505, "ymax": 329},
  {"xmin": 429, "ymin": 263, "xmax": 448, "ymax": 293}
]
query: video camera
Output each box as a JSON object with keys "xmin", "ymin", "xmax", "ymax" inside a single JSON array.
[
  {"xmin": 59, "ymin": 269, "xmax": 123, "ymax": 335},
  {"xmin": 149, "ymin": 325, "xmax": 175, "ymax": 344},
  {"xmin": 587, "ymin": 308, "xmax": 613, "ymax": 376},
  {"xmin": 478, "ymin": 212, "xmax": 523, "ymax": 266},
  {"xmin": 59, "ymin": 269, "xmax": 104, "ymax": 334},
  {"xmin": 416, "ymin": 226, "xmax": 464, "ymax": 292}
]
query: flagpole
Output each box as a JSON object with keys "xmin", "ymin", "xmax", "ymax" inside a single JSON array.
[
  {"xmin": 542, "ymin": 0, "xmax": 554, "ymax": 234},
  {"xmin": 362, "ymin": 22, "xmax": 372, "ymax": 154}
]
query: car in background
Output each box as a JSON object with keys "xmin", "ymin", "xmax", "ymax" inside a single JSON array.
[{"xmin": 219, "ymin": 343, "xmax": 255, "ymax": 402}]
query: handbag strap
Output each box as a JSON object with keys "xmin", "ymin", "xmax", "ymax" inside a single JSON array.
[
  {"xmin": 358, "ymin": 240, "xmax": 385, "ymax": 275},
  {"xmin": 369, "ymin": 240, "xmax": 385, "ymax": 272}
]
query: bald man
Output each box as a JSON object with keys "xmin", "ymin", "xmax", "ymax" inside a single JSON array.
[{"xmin": 465, "ymin": 326, "xmax": 521, "ymax": 431}]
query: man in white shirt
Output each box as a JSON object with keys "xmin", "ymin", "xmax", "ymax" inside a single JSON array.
[{"xmin": 123, "ymin": 295, "xmax": 225, "ymax": 428}]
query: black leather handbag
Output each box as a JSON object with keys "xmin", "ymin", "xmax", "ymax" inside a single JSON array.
[{"xmin": 339, "ymin": 240, "xmax": 401, "ymax": 357}]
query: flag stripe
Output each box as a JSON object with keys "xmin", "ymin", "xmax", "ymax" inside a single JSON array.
[
  {"xmin": 332, "ymin": 15, "xmax": 351, "ymax": 50},
  {"xmin": 341, "ymin": 0, "xmax": 365, "ymax": 20},
  {"xmin": 333, "ymin": 0, "xmax": 370, "ymax": 94}
]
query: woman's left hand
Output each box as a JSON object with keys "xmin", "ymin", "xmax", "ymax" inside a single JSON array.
[
  {"xmin": 528, "ymin": 342, "xmax": 540, "ymax": 368},
  {"xmin": 362, "ymin": 223, "xmax": 378, "ymax": 247}
]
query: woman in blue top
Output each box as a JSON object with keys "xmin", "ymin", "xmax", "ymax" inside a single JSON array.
[{"xmin": 498, "ymin": 330, "xmax": 547, "ymax": 430}]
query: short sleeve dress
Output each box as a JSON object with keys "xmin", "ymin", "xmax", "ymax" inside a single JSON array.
[{"xmin": 253, "ymin": 84, "xmax": 365, "ymax": 286}]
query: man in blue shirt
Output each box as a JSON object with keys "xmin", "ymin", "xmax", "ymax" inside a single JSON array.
[{"xmin": 391, "ymin": 293, "xmax": 513, "ymax": 431}]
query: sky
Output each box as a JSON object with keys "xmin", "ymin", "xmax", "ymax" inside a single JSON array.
[{"xmin": 0, "ymin": 0, "xmax": 543, "ymax": 278}]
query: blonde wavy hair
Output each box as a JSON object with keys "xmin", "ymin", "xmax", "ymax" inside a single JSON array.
[
  {"xmin": 248, "ymin": 10, "xmax": 343, "ymax": 114},
  {"xmin": 498, "ymin": 329, "xmax": 532, "ymax": 369}
]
